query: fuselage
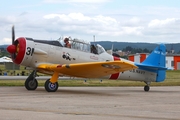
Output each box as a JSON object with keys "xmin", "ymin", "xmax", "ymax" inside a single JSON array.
[
  {"xmin": 21, "ymin": 37, "xmax": 114, "ymax": 67},
  {"xmin": 7, "ymin": 37, "xmax": 157, "ymax": 82}
]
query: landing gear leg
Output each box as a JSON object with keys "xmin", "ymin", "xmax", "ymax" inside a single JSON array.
[
  {"xmin": 144, "ymin": 81, "xmax": 151, "ymax": 92},
  {"xmin": 25, "ymin": 70, "xmax": 38, "ymax": 90},
  {"xmin": 45, "ymin": 79, "xmax": 58, "ymax": 92},
  {"xmin": 44, "ymin": 72, "xmax": 59, "ymax": 92}
]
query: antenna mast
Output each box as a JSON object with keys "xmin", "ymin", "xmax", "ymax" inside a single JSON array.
[{"xmin": 93, "ymin": 35, "xmax": 95, "ymax": 42}]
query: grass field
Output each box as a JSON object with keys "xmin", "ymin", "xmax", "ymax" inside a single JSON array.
[{"xmin": 0, "ymin": 70, "xmax": 180, "ymax": 86}]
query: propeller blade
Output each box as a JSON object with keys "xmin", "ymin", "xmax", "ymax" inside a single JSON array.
[{"xmin": 12, "ymin": 25, "xmax": 15, "ymax": 44}]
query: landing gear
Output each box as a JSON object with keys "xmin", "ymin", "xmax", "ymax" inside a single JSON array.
[
  {"xmin": 25, "ymin": 70, "xmax": 38, "ymax": 90},
  {"xmin": 144, "ymin": 85, "xmax": 150, "ymax": 92},
  {"xmin": 45, "ymin": 79, "xmax": 59, "ymax": 92},
  {"xmin": 144, "ymin": 81, "xmax": 151, "ymax": 92},
  {"xmin": 25, "ymin": 70, "xmax": 59, "ymax": 92},
  {"xmin": 25, "ymin": 78, "xmax": 38, "ymax": 90}
]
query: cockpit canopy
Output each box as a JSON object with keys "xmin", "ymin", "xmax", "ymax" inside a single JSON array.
[{"xmin": 59, "ymin": 37, "xmax": 105, "ymax": 54}]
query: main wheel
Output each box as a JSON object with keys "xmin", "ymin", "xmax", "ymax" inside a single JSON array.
[
  {"xmin": 144, "ymin": 85, "xmax": 150, "ymax": 92},
  {"xmin": 25, "ymin": 79, "xmax": 38, "ymax": 90},
  {"xmin": 45, "ymin": 79, "xmax": 58, "ymax": 92}
]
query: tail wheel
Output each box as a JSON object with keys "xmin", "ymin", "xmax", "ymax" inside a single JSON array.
[
  {"xmin": 144, "ymin": 85, "xmax": 150, "ymax": 92},
  {"xmin": 25, "ymin": 79, "xmax": 38, "ymax": 90},
  {"xmin": 45, "ymin": 79, "xmax": 58, "ymax": 92}
]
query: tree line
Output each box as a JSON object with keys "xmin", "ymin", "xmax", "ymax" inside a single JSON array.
[{"xmin": 114, "ymin": 46, "xmax": 151, "ymax": 54}]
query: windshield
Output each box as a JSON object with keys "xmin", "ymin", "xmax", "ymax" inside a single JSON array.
[
  {"xmin": 58, "ymin": 37, "xmax": 105, "ymax": 54},
  {"xmin": 96, "ymin": 44, "xmax": 105, "ymax": 54}
]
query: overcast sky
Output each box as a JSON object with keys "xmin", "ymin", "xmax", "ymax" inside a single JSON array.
[{"xmin": 0, "ymin": 0, "xmax": 180, "ymax": 45}]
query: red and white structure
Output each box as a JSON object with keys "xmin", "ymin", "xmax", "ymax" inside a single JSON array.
[{"xmin": 128, "ymin": 53, "xmax": 180, "ymax": 70}]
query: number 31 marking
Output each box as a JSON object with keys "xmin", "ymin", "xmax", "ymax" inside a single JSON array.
[{"xmin": 26, "ymin": 47, "xmax": 34, "ymax": 56}]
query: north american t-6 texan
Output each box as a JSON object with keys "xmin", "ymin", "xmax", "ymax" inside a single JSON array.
[{"xmin": 7, "ymin": 26, "xmax": 167, "ymax": 92}]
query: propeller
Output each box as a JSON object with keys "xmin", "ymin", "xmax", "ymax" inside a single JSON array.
[
  {"xmin": 7, "ymin": 25, "xmax": 25, "ymax": 64},
  {"xmin": 12, "ymin": 25, "xmax": 15, "ymax": 44},
  {"xmin": 7, "ymin": 25, "xmax": 16, "ymax": 55}
]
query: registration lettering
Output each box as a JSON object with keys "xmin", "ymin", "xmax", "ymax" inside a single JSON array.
[
  {"xmin": 90, "ymin": 56, "xmax": 99, "ymax": 60},
  {"xmin": 129, "ymin": 69, "xmax": 145, "ymax": 74},
  {"xmin": 154, "ymin": 50, "xmax": 165, "ymax": 55}
]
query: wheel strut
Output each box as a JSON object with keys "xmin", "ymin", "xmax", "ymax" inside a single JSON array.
[{"xmin": 25, "ymin": 70, "xmax": 38, "ymax": 90}]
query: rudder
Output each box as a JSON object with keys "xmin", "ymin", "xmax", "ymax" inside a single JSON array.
[
  {"xmin": 142, "ymin": 44, "xmax": 166, "ymax": 67},
  {"xmin": 135, "ymin": 44, "xmax": 167, "ymax": 82}
]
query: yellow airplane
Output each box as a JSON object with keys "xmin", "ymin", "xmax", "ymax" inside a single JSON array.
[{"xmin": 7, "ymin": 26, "xmax": 167, "ymax": 92}]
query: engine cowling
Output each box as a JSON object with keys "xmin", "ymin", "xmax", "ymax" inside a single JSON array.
[{"xmin": 7, "ymin": 37, "xmax": 26, "ymax": 65}]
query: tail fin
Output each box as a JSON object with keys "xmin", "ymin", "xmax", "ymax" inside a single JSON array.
[
  {"xmin": 135, "ymin": 44, "xmax": 167, "ymax": 82},
  {"xmin": 142, "ymin": 44, "xmax": 166, "ymax": 67}
]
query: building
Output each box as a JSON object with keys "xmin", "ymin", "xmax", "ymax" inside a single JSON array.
[
  {"xmin": 0, "ymin": 56, "xmax": 20, "ymax": 70},
  {"xmin": 128, "ymin": 53, "xmax": 180, "ymax": 70}
]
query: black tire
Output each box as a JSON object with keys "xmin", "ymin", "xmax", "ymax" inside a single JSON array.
[
  {"xmin": 144, "ymin": 85, "xmax": 150, "ymax": 92},
  {"xmin": 25, "ymin": 79, "xmax": 38, "ymax": 90},
  {"xmin": 45, "ymin": 79, "xmax": 58, "ymax": 92}
]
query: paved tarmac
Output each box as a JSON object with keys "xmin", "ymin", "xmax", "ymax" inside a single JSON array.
[
  {"xmin": 0, "ymin": 76, "xmax": 77, "ymax": 80},
  {"xmin": 0, "ymin": 86, "xmax": 180, "ymax": 120}
]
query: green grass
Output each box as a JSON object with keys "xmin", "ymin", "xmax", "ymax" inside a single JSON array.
[{"xmin": 0, "ymin": 70, "xmax": 180, "ymax": 86}]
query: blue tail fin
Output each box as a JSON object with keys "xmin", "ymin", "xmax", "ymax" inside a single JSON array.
[{"xmin": 135, "ymin": 44, "xmax": 167, "ymax": 82}]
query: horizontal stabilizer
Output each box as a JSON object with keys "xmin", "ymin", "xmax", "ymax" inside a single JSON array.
[{"xmin": 135, "ymin": 63, "xmax": 167, "ymax": 71}]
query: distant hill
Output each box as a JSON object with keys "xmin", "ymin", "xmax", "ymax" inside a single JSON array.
[
  {"xmin": 0, "ymin": 45, "xmax": 8, "ymax": 49},
  {"xmin": 0, "ymin": 45, "xmax": 9, "ymax": 57},
  {"xmin": 91, "ymin": 41, "xmax": 180, "ymax": 53}
]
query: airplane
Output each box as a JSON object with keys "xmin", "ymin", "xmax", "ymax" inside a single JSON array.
[{"xmin": 6, "ymin": 26, "xmax": 167, "ymax": 92}]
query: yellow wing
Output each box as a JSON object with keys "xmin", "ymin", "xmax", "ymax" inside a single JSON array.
[{"xmin": 37, "ymin": 61, "xmax": 137, "ymax": 78}]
